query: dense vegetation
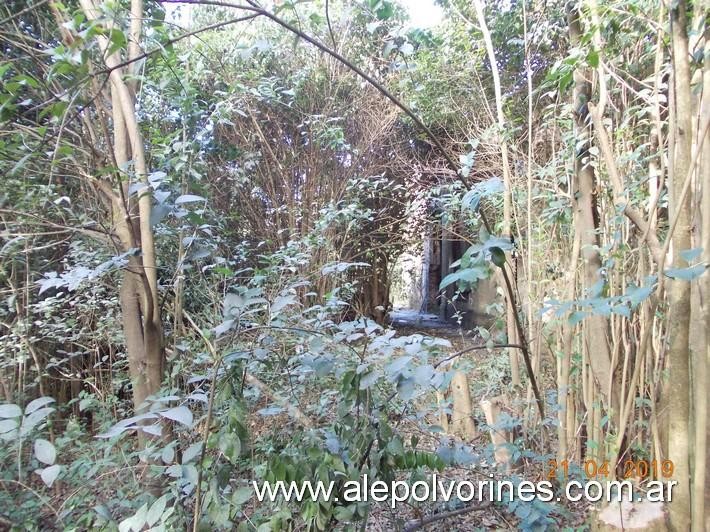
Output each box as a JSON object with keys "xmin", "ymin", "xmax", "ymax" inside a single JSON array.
[{"xmin": 0, "ymin": 0, "xmax": 708, "ymax": 530}]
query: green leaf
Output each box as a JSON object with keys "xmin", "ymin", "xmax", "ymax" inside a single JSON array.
[
  {"xmin": 79, "ymin": 398, "xmax": 92, "ymax": 412},
  {"xmin": 146, "ymin": 495, "xmax": 168, "ymax": 527},
  {"xmin": 559, "ymin": 71, "xmax": 573, "ymax": 92},
  {"xmin": 25, "ymin": 397, "xmax": 55, "ymax": 415},
  {"xmin": 175, "ymin": 194, "xmax": 206, "ymax": 204},
  {"xmin": 375, "ymin": 1, "xmax": 394, "ymax": 20},
  {"xmin": 0, "ymin": 404, "xmax": 22, "ymax": 418},
  {"xmin": 611, "ymin": 304, "xmax": 631, "ymax": 318},
  {"xmin": 38, "ymin": 464, "xmax": 61, "ymax": 487},
  {"xmin": 439, "ymin": 265, "xmax": 488, "ymax": 290},
  {"xmin": 358, "ymin": 371, "xmax": 379, "ymax": 390},
  {"xmin": 140, "ymin": 424, "xmax": 163, "ymax": 437},
  {"xmin": 386, "ymin": 437, "xmax": 404, "ymax": 456},
  {"xmin": 366, "ymin": 21, "xmax": 379, "ymax": 33},
  {"xmin": 182, "ymin": 442, "xmax": 203, "ymax": 464},
  {"xmin": 679, "ymin": 247, "xmax": 703, "ymax": 263},
  {"xmin": 385, "ymin": 356, "xmax": 412, "ymax": 377},
  {"xmin": 8, "ymin": 153, "xmax": 31, "ymax": 177},
  {"xmin": 412, "ymin": 364, "xmax": 434, "ymax": 386},
  {"xmin": 20, "ymin": 407, "xmax": 54, "ymax": 436},
  {"xmin": 0, "ymin": 419, "xmax": 18, "ymax": 441},
  {"xmin": 161, "ymin": 445, "xmax": 175, "ymax": 464},
  {"xmin": 626, "ymin": 284, "xmax": 655, "ymax": 308},
  {"xmin": 490, "ymin": 246, "xmax": 506, "ymax": 268},
  {"xmin": 439, "ymin": 271, "xmax": 460, "ymax": 289},
  {"xmin": 0, "ymin": 63, "xmax": 12, "ymax": 78},
  {"xmin": 517, "ymin": 503, "xmax": 533, "ymax": 520},
  {"xmin": 397, "ymin": 377, "xmax": 417, "ymax": 400},
  {"xmin": 333, "ymin": 505, "xmax": 355, "ymax": 521},
  {"xmin": 271, "ymin": 294, "xmax": 297, "ymax": 315},
  {"xmin": 568, "ymin": 311, "xmax": 587, "ymax": 325},
  {"xmin": 665, "ymin": 264, "xmax": 707, "ymax": 281},
  {"xmin": 94, "ymin": 504, "xmax": 112, "ymax": 522},
  {"xmin": 461, "ymin": 176, "xmax": 503, "ymax": 213},
  {"xmin": 214, "ymin": 319, "xmax": 235, "ymax": 337},
  {"xmin": 41, "ymin": 101, "xmax": 68, "ymax": 120},
  {"xmin": 400, "ymin": 42, "xmax": 414, "ymax": 56},
  {"xmin": 107, "ymin": 28, "xmax": 127, "ymax": 56},
  {"xmin": 218, "ymin": 432, "xmax": 241, "ymax": 463},
  {"xmin": 118, "ymin": 503, "xmax": 147, "ymax": 532},
  {"xmin": 587, "ymin": 50, "xmax": 599, "ymax": 68},
  {"xmin": 159, "ymin": 406, "xmax": 193, "ymax": 427},
  {"xmin": 232, "ymin": 486, "xmax": 253, "ymax": 507},
  {"xmin": 34, "ymin": 439, "xmax": 56, "ymax": 465}
]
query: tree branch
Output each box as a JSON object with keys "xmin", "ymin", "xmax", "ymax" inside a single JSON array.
[
  {"xmin": 434, "ymin": 343, "xmax": 525, "ymax": 369},
  {"xmin": 94, "ymin": 13, "xmax": 260, "ymax": 78},
  {"xmin": 403, "ymin": 501, "xmax": 491, "ymax": 532},
  {"xmin": 588, "ymin": 102, "xmax": 663, "ymax": 264}
]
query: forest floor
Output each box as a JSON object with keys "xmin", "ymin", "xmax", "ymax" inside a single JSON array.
[
  {"xmin": 377, "ymin": 309, "xmax": 588, "ymax": 530},
  {"xmin": 373, "ymin": 309, "xmax": 513, "ymax": 530}
]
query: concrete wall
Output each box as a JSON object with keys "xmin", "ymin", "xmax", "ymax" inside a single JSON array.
[{"xmin": 392, "ymin": 228, "xmax": 500, "ymax": 327}]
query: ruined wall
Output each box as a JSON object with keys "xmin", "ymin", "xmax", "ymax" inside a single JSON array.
[
  {"xmin": 388, "ymin": 220, "xmax": 502, "ymax": 329},
  {"xmin": 397, "ymin": 228, "xmax": 499, "ymax": 327}
]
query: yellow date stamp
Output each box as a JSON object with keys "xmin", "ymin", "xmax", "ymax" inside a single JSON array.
[{"xmin": 547, "ymin": 459, "xmax": 675, "ymax": 480}]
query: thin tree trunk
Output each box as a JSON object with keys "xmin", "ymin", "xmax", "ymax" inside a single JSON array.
[
  {"xmin": 666, "ymin": 0, "xmax": 693, "ymax": 527},
  {"xmin": 566, "ymin": 3, "xmax": 616, "ymax": 415},
  {"xmin": 558, "ymin": 232, "xmax": 580, "ymax": 463},
  {"xmin": 78, "ymin": 0, "xmax": 165, "ymax": 419},
  {"xmin": 472, "ymin": 0, "xmax": 520, "ymax": 388},
  {"xmin": 522, "ymin": 0, "xmax": 534, "ymax": 391},
  {"xmin": 692, "ymin": 3, "xmax": 709, "ymax": 528}
]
